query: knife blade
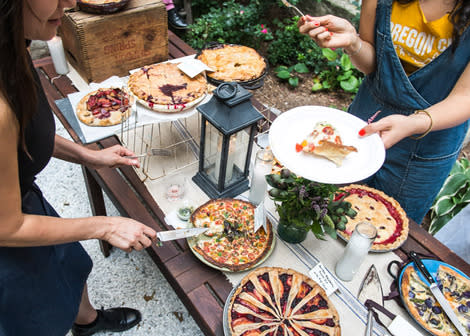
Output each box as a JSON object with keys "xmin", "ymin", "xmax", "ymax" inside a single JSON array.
[
  {"xmin": 409, "ymin": 251, "xmax": 467, "ymax": 336},
  {"xmin": 358, "ymin": 265, "xmax": 383, "ymax": 336},
  {"xmin": 253, "ymin": 202, "xmax": 266, "ymax": 233},
  {"xmin": 156, "ymin": 227, "xmax": 208, "ymax": 241}
]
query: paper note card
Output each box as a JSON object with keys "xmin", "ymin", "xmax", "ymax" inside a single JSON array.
[
  {"xmin": 308, "ymin": 262, "xmax": 339, "ymax": 296},
  {"xmin": 177, "ymin": 59, "xmax": 214, "ymax": 78}
]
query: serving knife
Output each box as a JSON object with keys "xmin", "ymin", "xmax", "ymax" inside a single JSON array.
[
  {"xmin": 156, "ymin": 227, "xmax": 208, "ymax": 243},
  {"xmin": 358, "ymin": 265, "xmax": 383, "ymax": 336},
  {"xmin": 409, "ymin": 251, "xmax": 467, "ymax": 336}
]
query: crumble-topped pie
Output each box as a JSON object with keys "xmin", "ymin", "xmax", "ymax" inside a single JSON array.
[
  {"xmin": 127, "ymin": 62, "xmax": 207, "ymax": 112},
  {"xmin": 197, "ymin": 44, "xmax": 266, "ymax": 82}
]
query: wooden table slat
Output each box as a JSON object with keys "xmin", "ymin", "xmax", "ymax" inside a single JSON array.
[{"xmin": 187, "ymin": 286, "xmax": 225, "ymax": 336}]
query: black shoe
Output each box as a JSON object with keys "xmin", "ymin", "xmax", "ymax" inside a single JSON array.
[
  {"xmin": 168, "ymin": 8, "xmax": 188, "ymax": 30},
  {"xmin": 71, "ymin": 307, "xmax": 141, "ymax": 336}
]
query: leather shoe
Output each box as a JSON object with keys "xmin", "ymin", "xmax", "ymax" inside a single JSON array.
[
  {"xmin": 71, "ymin": 307, "xmax": 141, "ymax": 336},
  {"xmin": 168, "ymin": 8, "xmax": 188, "ymax": 30}
]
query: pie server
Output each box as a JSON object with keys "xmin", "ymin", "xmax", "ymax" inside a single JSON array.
[
  {"xmin": 358, "ymin": 265, "xmax": 383, "ymax": 336},
  {"xmin": 409, "ymin": 251, "xmax": 467, "ymax": 336},
  {"xmin": 156, "ymin": 227, "xmax": 208, "ymax": 242}
]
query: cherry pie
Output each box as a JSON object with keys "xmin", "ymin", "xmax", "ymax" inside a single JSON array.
[{"xmin": 228, "ymin": 267, "xmax": 341, "ymax": 336}]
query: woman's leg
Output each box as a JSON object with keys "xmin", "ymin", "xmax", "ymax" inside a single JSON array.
[{"xmin": 74, "ymin": 283, "xmax": 98, "ymax": 325}]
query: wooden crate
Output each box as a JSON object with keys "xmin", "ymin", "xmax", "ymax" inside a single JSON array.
[{"xmin": 59, "ymin": 0, "xmax": 168, "ymax": 83}]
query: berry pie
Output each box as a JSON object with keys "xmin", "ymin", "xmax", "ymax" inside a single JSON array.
[{"xmin": 228, "ymin": 267, "xmax": 341, "ymax": 336}]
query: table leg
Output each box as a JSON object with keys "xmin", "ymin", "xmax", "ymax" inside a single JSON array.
[{"xmin": 81, "ymin": 166, "xmax": 112, "ymax": 257}]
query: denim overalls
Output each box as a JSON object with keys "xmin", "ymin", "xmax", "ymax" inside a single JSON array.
[{"xmin": 349, "ymin": 0, "xmax": 470, "ymax": 223}]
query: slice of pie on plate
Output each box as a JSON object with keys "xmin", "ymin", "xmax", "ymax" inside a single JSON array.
[
  {"xmin": 337, "ymin": 184, "xmax": 409, "ymax": 251},
  {"xmin": 127, "ymin": 62, "xmax": 207, "ymax": 113},
  {"xmin": 296, "ymin": 121, "xmax": 357, "ymax": 167},
  {"xmin": 76, "ymin": 87, "xmax": 133, "ymax": 126}
]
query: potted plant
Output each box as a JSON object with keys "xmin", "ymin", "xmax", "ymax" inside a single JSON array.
[{"xmin": 265, "ymin": 169, "xmax": 356, "ymax": 243}]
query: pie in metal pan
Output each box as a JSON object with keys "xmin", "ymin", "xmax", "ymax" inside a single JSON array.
[{"xmin": 77, "ymin": 0, "xmax": 130, "ymax": 14}]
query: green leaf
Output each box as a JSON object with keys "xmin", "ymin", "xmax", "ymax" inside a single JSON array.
[
  {"xmin": 340, "ymin": 76, "xmax": 359, "ymax": 92},
  {"xmin": 337, "ymin": 70, "xmax": 353, "ymax": 81},
  {"xmin": 322, "ymin": 48, "xmax": 338, "ymax": 61},
  {"xmin": 433, "ymin": 196, "xmax": 457, "ymax": 216},
  {"xmin": 340, "ymin": 53, "xmax": 352, "ymax": 71},
  {"xmin": 323, "ymin": 225, "xmax": 337, "ymax": 239},
  {"xmin": 429, "ymin": 212, "xmax": 454, "ymax": 235},
  {"xmin": 322, "ymin": 80, "xmax": 331, "ymax": 89},
  {"xmin": 311, "ymin": 222, "xmax": 326, "ymax": 240},
  {"xmin": 275, "ymin": 65, "xmax": 288, "ymax": 73},
  {"xmin": 436, "ymin": 173, "xmax": 469, "ymax": 198},
  {"xmin": 289, "ymin": 77, "xmax": 299, "ymax": 87},
  {"xmin": 312, "ymin": 82, "xmax": 323, "ymax": 91},
  {"xmin": 294, "ymin": 63, "xmax": 309, "ymax": 73},
  {"xmin": 277, "ymin": 70, "xmax": 291, "ymax": 79}
]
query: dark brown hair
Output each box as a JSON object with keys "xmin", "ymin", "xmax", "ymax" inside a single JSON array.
[
  {"xmin": 0, "ymin": 0, "xmax": 38, "ymax": 151},
  {"xmin": 396, "ymin": 0, "xmax": 470, "ymax": 50}
]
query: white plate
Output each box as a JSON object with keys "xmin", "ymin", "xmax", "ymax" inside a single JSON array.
[{"xmin": 269, "ymin": 106, "xmax": 385, "ymax": 184}]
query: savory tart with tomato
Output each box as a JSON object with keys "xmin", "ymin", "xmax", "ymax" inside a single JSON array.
[
  {"xmin": 337, "ymin": 184, "xmax": 409, "ymax": 251},
  {"xmin": 228, "ymin": 267, "xmax": 341, "ymax": 336},
  {"xmin": 190, "ymin": 199, "xmax": 273, "ymax": 272},
  {"xmin": 76, "ymin": 87, "xmax": 132, "ymax": 126},
  {"xmin": 295, "ymin": 121, "xmax": 357, "ymax": 166}
]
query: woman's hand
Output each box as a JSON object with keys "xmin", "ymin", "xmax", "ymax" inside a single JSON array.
[
  {"xmin": 298, "ymin": 14, "xmax": 358, "ymax": 51},
  {"xmin": 84, "ymin": 145, "xmax": 140, "ymax": 169},
  {"xmin": 101, "ymin": 217, "xmax": 157, "ymax": 252}
]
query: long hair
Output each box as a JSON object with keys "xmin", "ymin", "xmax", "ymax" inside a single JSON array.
[
  {"xmin": 396, "ymin": 0, "xmax": 470, "ymax": 50},
  {"xmin": 0, "ymin": 0, "xmax": 37, "ymax": 151}
]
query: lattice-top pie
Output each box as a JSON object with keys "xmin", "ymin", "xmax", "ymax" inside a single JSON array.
[
  {"xmin": 197, "ymin": 44, "xmax": 266, "ymax": 82},
  {"xmin": 228, "ymin": 267, "xmax": 341, "ymax": 336},
  {"xmin": 337, "ymin": 184, "xmax": 409, "ymax": 251},
  {"xmin": 127, "ymin": 62, "xmax": 207, "ymax": 112}
]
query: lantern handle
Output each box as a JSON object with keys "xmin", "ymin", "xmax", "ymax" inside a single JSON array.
[{"xmin": 214, "ymin": 82, "xmax": 237, "ymax": 100}]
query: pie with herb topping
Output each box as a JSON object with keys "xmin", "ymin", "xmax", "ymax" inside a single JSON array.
[
  {"xmin": 336, "ymin": 184, "xmax": 409, "ymax": 251},
  {"xmin": 190, "ymin": 199, "xmax": 273, "ymax": 272},
  {"xmin": 197, "ymin": 44, "xmax": 267, "ymax": 82},
  {"xmin": 76, "ymin": 87, "xmax": 132, "ymax": 126},
  {"xmin": 228, "ymin": 267, "xmax": 341, "ymax": 336},
  {"xmin": 127, "ymin": 62, "xmax": 207, "ymax": 112}
]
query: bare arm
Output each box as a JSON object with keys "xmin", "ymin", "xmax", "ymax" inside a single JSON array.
[
  {"xmin": 361, "ymin": 62, "xmax": 470, "ymax": 148},
  {"xmin": 298, "ymin": 0, "xmax": 378, "ymax": 74},
  {"xmin": 0, "ymin": 100, "xmax": 155, "ymax": 250}
]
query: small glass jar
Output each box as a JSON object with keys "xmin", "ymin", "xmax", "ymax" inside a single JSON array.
[
  {"xmin": 248, "ymin": 148, "xmax": 274, "ymax": 205},
  {"xmin": 335, "ymin": 222, "xmax": 377, "ymax": 281}
]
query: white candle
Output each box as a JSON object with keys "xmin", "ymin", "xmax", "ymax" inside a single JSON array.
[
  {"xmin": 46, "ymin": 36, "xmax": 69, "ymax": 75},
  {"xmin": 214, "ymin": 135, "xmax": 236, "ymax": 183},
  {"xmin": 249, "ymin": 148, "xmax": 274, "ymax": 205},
  {"xmin": 335, "ymin": 222, "xmax": 377, "ymax": 281}
]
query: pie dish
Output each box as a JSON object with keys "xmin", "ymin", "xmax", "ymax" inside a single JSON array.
[
  {"xmin": 336, "ymin": 184, "xmax": 409, "ymax": 251},
  {"xmin": 400, "ymin": 262, "xmax": 470, "ymax": 336},
  {"xmin": 76, "ymin": 87, "xmax": 133, "ymax": 126},
  {"xmin": 77, "ymin": 0, "xmax": 130, "ymax": 14},
  {"xmin": 189, "ymin": 198, "xmax": 274, "ymax": 272},
  {"xmin": 196, "ymin": 44, "xmax": 267, "ymax": 89},
  {"xmin": 127, "ymin": 62, "xmax": 207, "ymax": 113},
  {"xmin": 227, "ymin": 267, "xmax": 341, "ymax": 336}
]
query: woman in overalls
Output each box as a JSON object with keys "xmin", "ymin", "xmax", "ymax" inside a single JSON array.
[
  {"xmin": 299, "ymin": 0, "xmax": 470, "ymax": 224},
  {"xmin": 0, "ymin": 1, "xmax": 157, "ymax": 335}
]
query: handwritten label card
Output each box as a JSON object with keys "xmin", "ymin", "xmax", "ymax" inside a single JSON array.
[{"xmin": 308, "ymin": 262, "xmax": 339, "ymax": 296}]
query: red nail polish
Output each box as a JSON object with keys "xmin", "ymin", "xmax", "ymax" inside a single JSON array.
[
  {"xmin": 325, "ymin": 27, "xmax": 328, "ymax": 31},
  {"xmin": 314, "ymin": 22, "xmax": 319, "ymax": 26},
  {"xmin": 330, "ymin": 32, "xmax": 333, "ymax": 36},
  {"xmin": 358, "ymin": 128, "xmax": 366, "ymax": 136}
]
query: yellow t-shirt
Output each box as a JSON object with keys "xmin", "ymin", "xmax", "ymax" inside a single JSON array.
[{"xmin": 390, "ymin": 0, "xmax": 453, "ymax": 74}]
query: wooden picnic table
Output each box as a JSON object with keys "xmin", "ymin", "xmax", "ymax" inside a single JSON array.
[{"xmin": 33, "ymin": 30, "xmax": 470, "ymax": 336}]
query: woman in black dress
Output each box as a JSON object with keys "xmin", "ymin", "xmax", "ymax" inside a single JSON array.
[{"xmin": 0, "ymin": 1, "xmax": 157, "ymax": 335}]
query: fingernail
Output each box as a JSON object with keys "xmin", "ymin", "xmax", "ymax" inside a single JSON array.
[
  {"xmin": 314, "ymin": 21, "xmax": 319, "ymax": 26},
  {"xmin": 325, "ymin": 27, "xmax": 328, "ymax": 31},
  {"xmin": 132, "ymin": 160, "xmax": 139, "ymax": 165},
  {"xmin": 358, "ymin": 128, "xmax": 366, "ymax": 136},
  {"xmin": 330, "ymin": 32, "xmax": 333, "ymax": 36}
]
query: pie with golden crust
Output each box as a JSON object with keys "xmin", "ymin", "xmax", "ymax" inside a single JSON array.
[
  {"xmin": 228, "ymin": 267, "xmax": 341, "ymax": 336},
  {"xmin": 337, "ymin": 184, "xmax": 409, "ymax": 251},
  {"xmin": 76, "ymin": 87, "xmax": 133, "ymax": 126},
  {"xmin": 197, "ymin": 44, "xmax": 267, "ymax": 82},
  {"xmin": 190, "ymin": 199, "xmax": 273, "ymax": 272},
  {"xmin": 127, "ymin": 62, "xmax": 207, "ymax": 113}
]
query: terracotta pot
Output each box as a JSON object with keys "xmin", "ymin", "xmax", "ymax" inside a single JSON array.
[{"xmin": 277, "ymin": 217, "xmax": 309, "ymax": 243}]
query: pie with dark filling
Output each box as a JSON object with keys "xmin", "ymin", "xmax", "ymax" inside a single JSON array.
[
  {"xmin": 197, "ymin": 44, "xmax": 267, "ymax": 82},
  {"xmin": 190, "ymin": 199, "xmax": 273, "ymax": 272},
  {"xmin": 76, "ymin": 87, "xmax": 132, "ymax": 126},
  {"xmin": 336, "ymin": 184, "xmax": 409, "ymax": 251},
  {"xmin": 228, "ymin": 267, "xmax": 341, "ymax": 336},
  {"xmin": 127, "ymin": 62, "xmax": 207, "ymax": 112}
]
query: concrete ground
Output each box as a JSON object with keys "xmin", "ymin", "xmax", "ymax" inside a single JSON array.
[{"xmin": 31, "ymin": 41, "xmax": 204, "ymax": 336}]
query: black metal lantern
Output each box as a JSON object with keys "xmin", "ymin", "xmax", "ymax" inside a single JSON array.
[{"xmin": 193, "ymin": 82, "xmax": 263, "ymax": 199}]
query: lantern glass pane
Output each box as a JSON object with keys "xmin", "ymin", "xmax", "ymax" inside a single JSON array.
[
  {"xmin": 202, "ymin": 121, "xmax": 222, "ymax": 185},
  {"xmin": 225, "ymin": 127, "xmax": 250, "ymax": 187}
]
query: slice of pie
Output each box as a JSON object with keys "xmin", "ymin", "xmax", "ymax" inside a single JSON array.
[
  {"xmin": 127, "ymin": 62, "xmax": 207, "ymax": 113},
  {"xmin": 76, "ymin": 87, "xmax": 133, "ymax": 126},
  {"xmin": 296, "ymin": 122, "xmax": 357, "ymax": 167},
  {"xmin": 228, "ymin": 267, "xmax": 341, "ymax": 336},
  {"xmin": 197, "ymin": 44, "xmax": 267, "ymax": 82},
  {"xmin": 337, "ymin": 184, "xmax": 409, "ymax": 251}
]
